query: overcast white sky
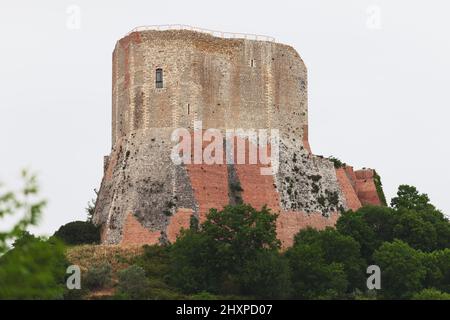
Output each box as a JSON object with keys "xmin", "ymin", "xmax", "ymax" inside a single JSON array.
[{"xmin": 1, "ymin": 0, "xmax": 449, "ymax": 236}]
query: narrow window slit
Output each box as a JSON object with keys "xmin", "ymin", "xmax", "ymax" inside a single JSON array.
[{"xmin": 156, "ymin": 68, "xmax": 163, "ymax": 88}]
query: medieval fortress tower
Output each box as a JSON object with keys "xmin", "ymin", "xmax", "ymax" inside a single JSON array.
[{"xmin": 93, "ymin": 26, "xmax": 383, "ymax": 248}]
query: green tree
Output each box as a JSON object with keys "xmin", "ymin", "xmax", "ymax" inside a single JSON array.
[
  {"xmin": 389, "ymin": 184, "xmax": 450, "ymax": 252},
  {"xmin": 169, "ymin": 204, "xmax": 286, "ymax": 297},
  {"xmin": 169, "ymin": 229, "xmax": 218, "ymax": 293},
  {"xmin": 0, "ymin": 233, "xmax": 67, "ymax": 299},
  {"xmin": 136, "ymin": 245, "xmax": 184, "ymax": 299},
  {"xmin": 0, "ymin": 170, "xmax": 46, "ymax": 254},
  {"xmin": 138, "ymin": 245, "xmax": 171, "ymax": 279},
  {"xmin": 361, "ymin": 206, "xmax": 396, "ymax": 243},
  {"xmin": 239, "ymin": 249, "xmax": 291, "ymax": 299},
  {"xmin": 117, "ymin": 265, "xmax": 149, "ymax": 299},
  {"xmin": 392, "ymin": 209, "xmax": 437, "ymax": 252},
  {"xmin": 337, "ymin": 198, "xmax": 450, "ymax": 258},
  {"xmin": 422, "ymin": 249, "xmax": 450, "ymax": 293},
  {"xmin": 432, "ymin": 249, "xmax": 450, "ymax": 292},
  {"xmin": 83, "ymin": 263, "xmax": 112, "ymax": 290},
  {"xmin": 0, "ymin": 172, "xmax": 69, "ymax": 299},
  {"xmin": 373, "ymin": 240, "xmax": 426, "ymax": 299},
  {"xmin": 391, "ymin": 185, "xmax": 435, "ymax": 211},
  {"xmin": 85, "ymin": 189, "xmax": 98, "ymax": 223},
  {"xmin": 201, "ymin": 204, "xmax": 280, "ymax": 258},
  {"xmin": 417, "ymin": 209, "xmax": 450, "ymax": 250},
  {"xmin": 53, "ymin": 221, "xmax": 100, "ymax": 245},
  {"xmin": 294, "ymin": 227, "xmax": 366, "ymax": 291},
  {"xmin": 335, "ymin": 207, "xmax": 385, "ymax": 261},
  {"xmin": 286, "ymin": 242, "xmax": 348, "ymax": 299}
]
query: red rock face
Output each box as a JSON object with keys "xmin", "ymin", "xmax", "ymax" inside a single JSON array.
[
  {"xmin": 167, "ymin": 208, "xmax": 193, "ymax": 243},
  {"xmin": 277, "ymin": 211, "xmax": 340, "ymax": 248},
  {"xmin": 354, "ymin": 169, "xmax": 382, "ymax": 206},
  {"xmin": 121, "ymin": 213, "xmax": 161, "ymax": 245},
  {"xmin": 235, "ymin": 163, "xmax": 282, "ymax": 211},
  {"xmin": 337, "ymin": 166, "xmax": 383, "ymax": 207},
  {"xmin": 186, "ymin": 163, "xmax": 229, "ymax": 222},
  {"xmin": 185, "ymin": 131, "xmax": 230, "ymax": 222}
]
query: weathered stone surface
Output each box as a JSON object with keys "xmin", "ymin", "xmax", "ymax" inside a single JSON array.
[
  {"xmin": 276, "ymin": 138, "xmax": 346, "ymax": 215},
  {"xmin": 111, "ymin": 30, "xmax": 307, "ymax": 144},
  {"xmin": 94, "ymin": 129, "xmax": 198, "ymax": 244}
]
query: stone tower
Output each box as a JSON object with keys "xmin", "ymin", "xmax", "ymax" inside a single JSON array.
[{"xmin": 93, "ymin": 27, "xmax": 384, "ymax": 248}]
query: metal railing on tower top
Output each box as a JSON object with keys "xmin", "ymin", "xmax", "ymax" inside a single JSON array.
[{"xmin": 124, "ymin": 24, "xmax": 276, "ymax": 42}]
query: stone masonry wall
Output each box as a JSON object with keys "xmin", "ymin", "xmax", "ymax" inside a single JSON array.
[{"xmin": 112, "ymin": 30, "xmax": 307, "ymax": 143}]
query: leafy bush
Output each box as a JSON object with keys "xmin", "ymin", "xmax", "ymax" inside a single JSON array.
[
  {"xmin": 54, "ymin": 221, "xmax": 100, "ymax": 245},
  {"xmin": 422, "ymin": 249, "xmax": 450, "ymax": 292},
  {"xmin": 373, "ymin": 240, "xmax": 427, "ymax": 299},
  {"xmin": 373, "ymin": 170, "xmax": 387, "ymax": 206},
  {"xmin": 169, "ymin": 204, "xmax": 282, "ymax": 297},
  {"xmin": 117, "ymin": 265, "xmax": 148, "ymax": 299},
  {"xmin": 391, "ymin": 185, "xmax": 435, "ymax": 211},
  {"xmin": 134, "ymin": 245, "xmax": 185, "ymax": 299},
  {"xmin": 328, "ymin": 156, "xmax": 346, "ymax": 169},
  {"xmin": 286, "ymin": 241, "xmax": 348, "ymax": 299},
  {"xmin": 64, "ymin": 184, "xmax": 450, "ymax": 300},
  {"xmin": 337, "ymin": 202, "xmax": 450, "ymax": 259},
  {"xmin": 412, "ymin": 288, "xmax": 450, "ymax": 300},
  {"xmin": 336, "ymin": 206, "xmax": 394, "ymax": 261},
  {"xmin": 189, "ymin": 291, "xmax": 218, "ymax": 300},
  {"xmin": 83, "ymin": 263, "xmax": 112, "ymax": 290},
  {"xmin": 137, "ymin": 245, "xmax": 171, "ymax": 278},
  {"xmin": 331, "ymin": 185, "xmax": 450, "ymax": 299},
  {"xmin": 169, "ymin": 229, "xmax": 216, "ymax": 293},
  {"xmin": 63, "ymin": 287, "xmax": 88, "ymax": 300},
  {"xmin": 0, "ymin": 233, "xmax": 68, "ymax": 299},
  {"xmin": 293, "ymin": 227, "xmax": 366, "ymax": 292},
  {"xmin": 239, "ymin": 249, "xmax": 291, "ymax": 299},
  {"xmin": 0, "ymin": 170, "xmax": 46, "ymax": 254}
]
